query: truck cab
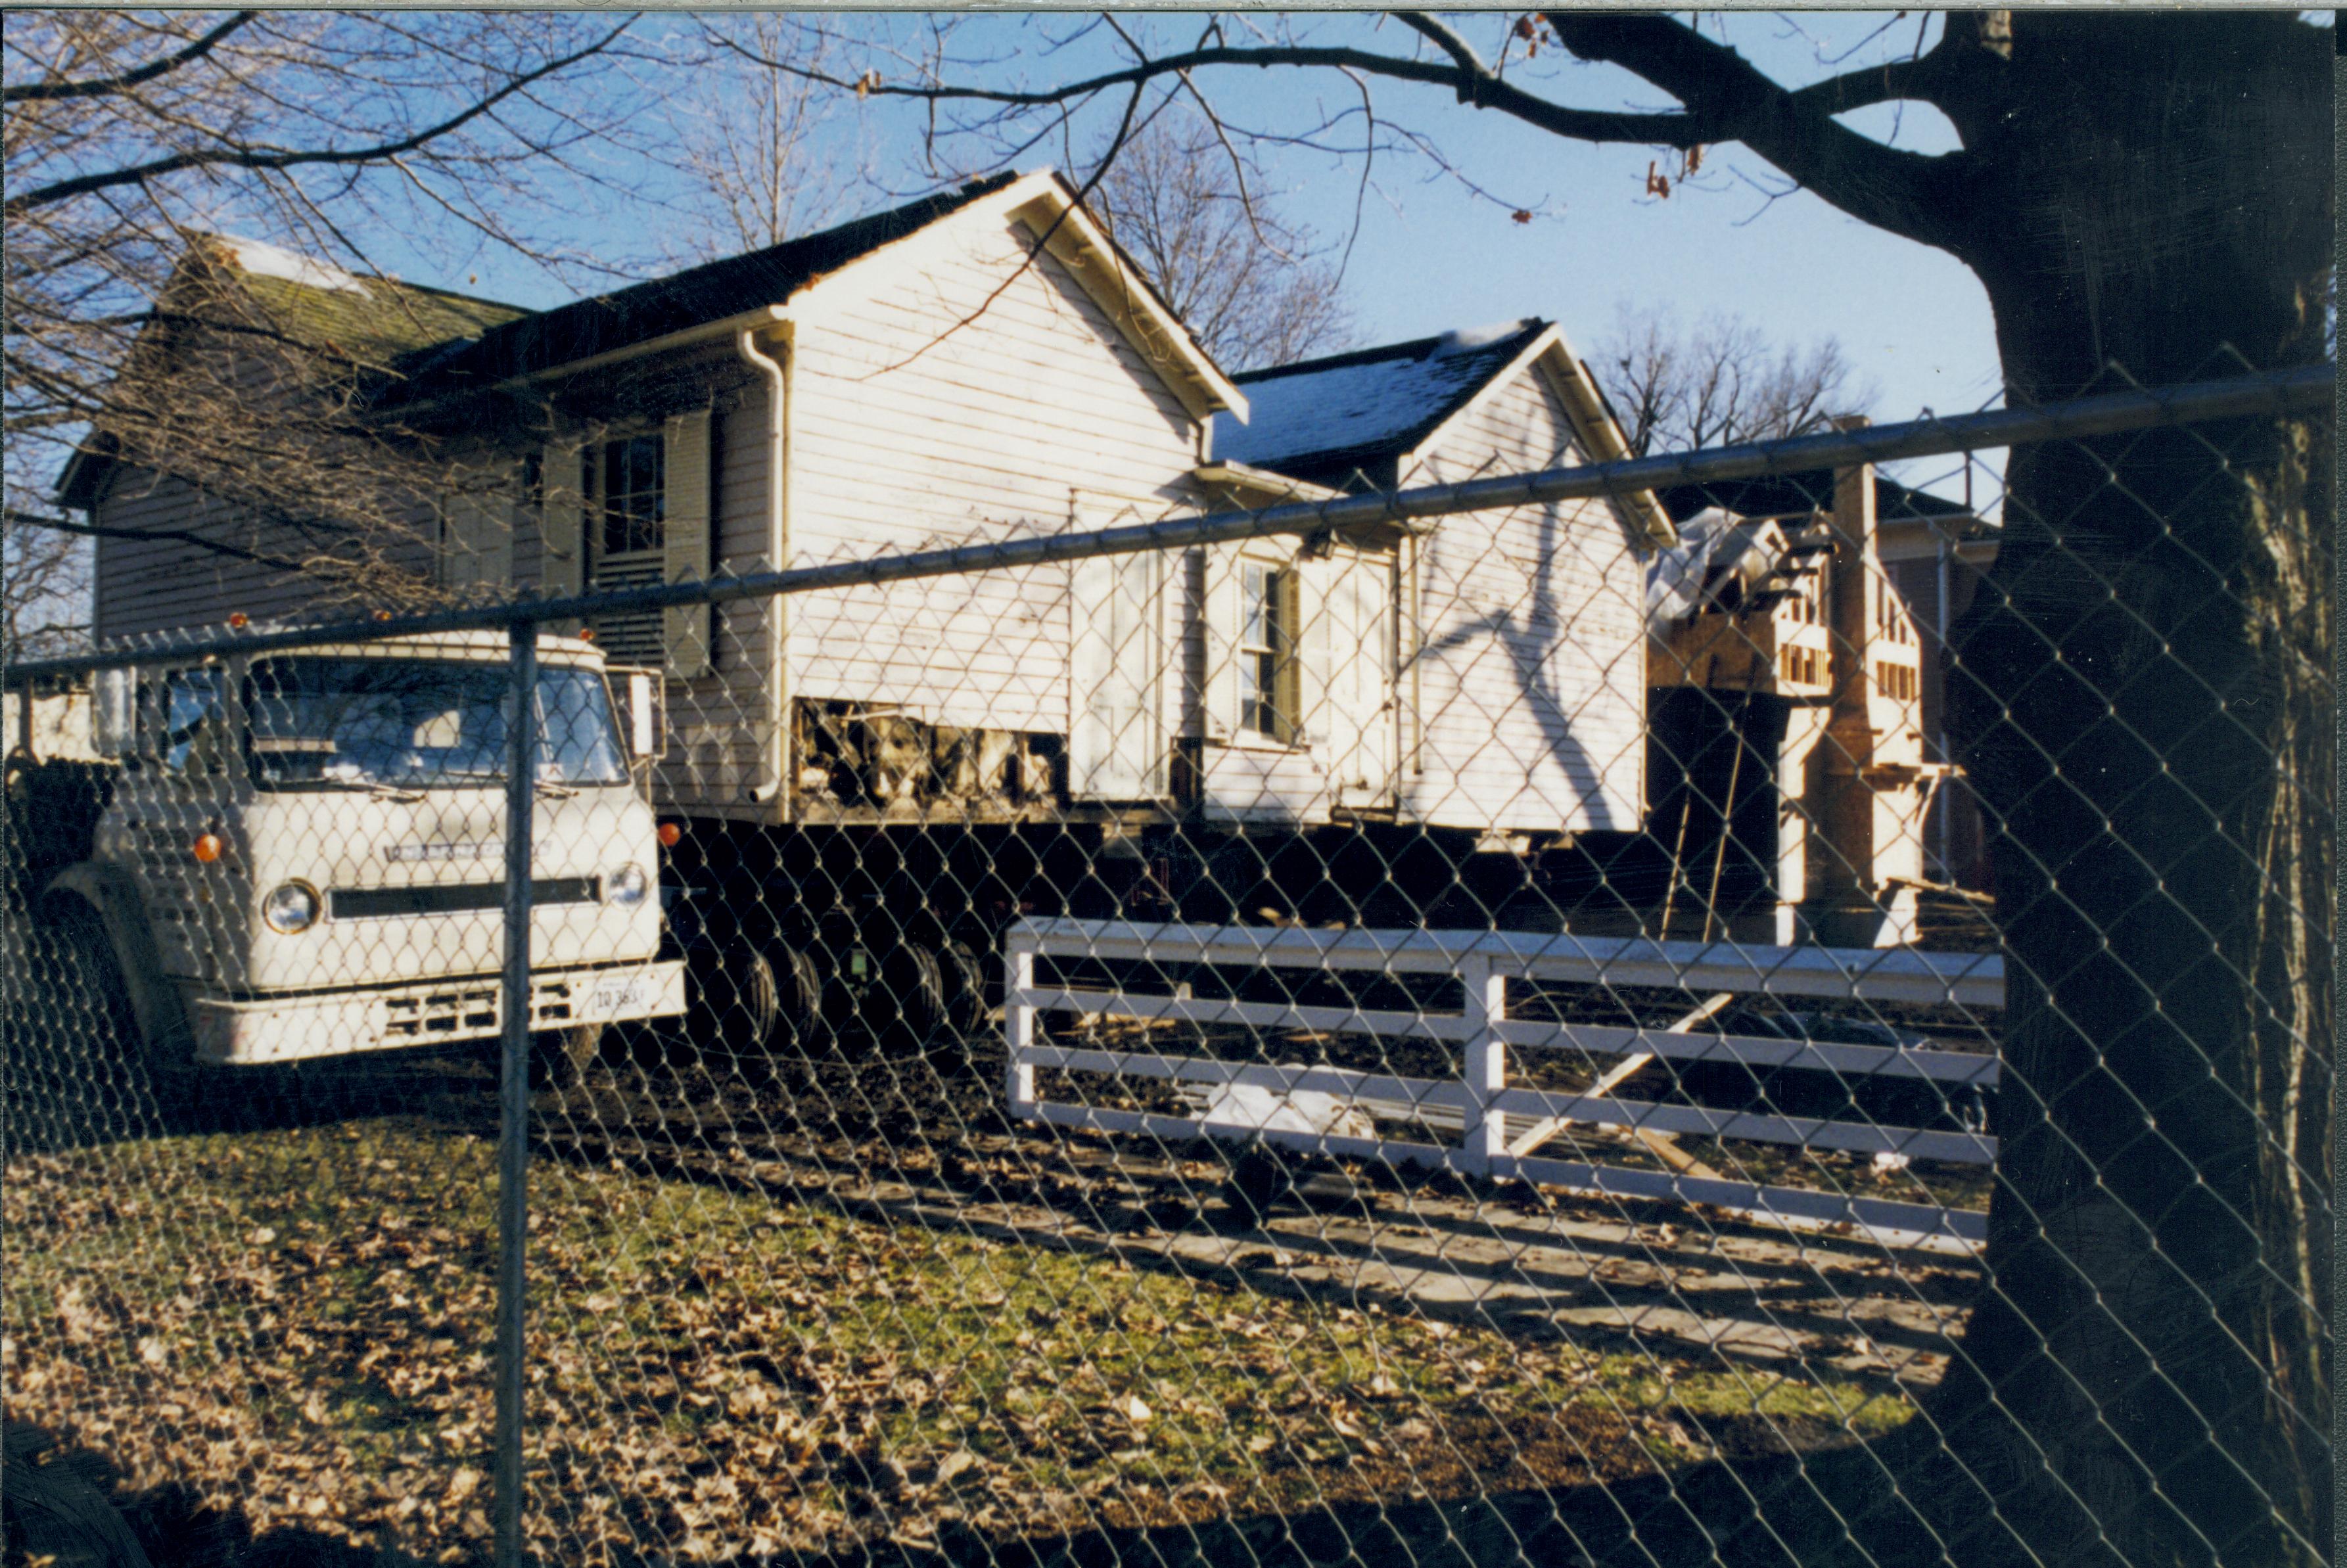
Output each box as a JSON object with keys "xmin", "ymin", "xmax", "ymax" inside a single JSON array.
[{"xmin": 52, "ymin": 630, "xmax": 684, "ymax": 1071}]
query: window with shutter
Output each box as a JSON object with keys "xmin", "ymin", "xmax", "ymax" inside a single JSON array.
[
  {"xmin": 585, "ymin": 432, "xmax": 666, "ymax": 666},
  {"xmin": 567, "ymin": 413, "xmax": 713, "ymax": 679},
  {"xmin": 1236, "ymin": 557, "xmax": 1303, "ymax": 745}
]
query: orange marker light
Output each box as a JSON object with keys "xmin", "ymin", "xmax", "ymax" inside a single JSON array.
[
  {"xmin": 657, "ymin": 822, "xmax": 682, "ymax": 848},
  {"xmin": 227, "ymin": 612, "xmax": 248, "ymax": 629},
  {"xmin": 191, "ymin": 833, "xmax": 223, "ymax": 864}
]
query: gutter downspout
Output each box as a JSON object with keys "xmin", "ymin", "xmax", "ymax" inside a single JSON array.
[{"xmin": 737, "ymin": 323, "xmax": 791, "ymax": 810}]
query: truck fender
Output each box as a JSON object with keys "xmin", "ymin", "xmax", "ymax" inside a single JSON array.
[{"xmin": 41, "ymin": 861, "xmax": 195, "ymax": 1062}]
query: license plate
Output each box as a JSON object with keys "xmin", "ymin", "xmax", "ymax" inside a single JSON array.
[{"xmin": 587, "ymin": 976, "xmax": 656, "ymax": 1017}]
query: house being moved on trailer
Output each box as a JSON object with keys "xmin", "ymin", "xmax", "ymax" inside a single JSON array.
[{"xmin": 62, "ymin": 172, "xmax": 1672, "ymax": 1014}]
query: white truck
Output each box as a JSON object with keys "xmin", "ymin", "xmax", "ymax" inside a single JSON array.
[{"xmin": 34, "ymin": 630, "xmax": 686, "ymax": 1090}]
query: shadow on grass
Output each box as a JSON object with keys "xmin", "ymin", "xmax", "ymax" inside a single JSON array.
[
  {"xmin": 7, "ymin": 1418, "xmax": 1974, "ymax": 1568},
  {"xmin": 757, "ymin": 1429, "xmax": 1952, "ymax": 1568},
  {"xmin": 4, "ymin": 1421, "xmax": 421, "ymax": 1568}
]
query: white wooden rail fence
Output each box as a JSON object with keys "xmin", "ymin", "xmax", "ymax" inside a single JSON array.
[{"xmin": 1003, "ymin": 917, "xmax": 2005, "ymax": 1249}]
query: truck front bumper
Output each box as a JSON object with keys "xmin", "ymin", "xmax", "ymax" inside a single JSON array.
[{"xmin": 188, "ymin": 960, "xmax": 688, "ymax": 1066}]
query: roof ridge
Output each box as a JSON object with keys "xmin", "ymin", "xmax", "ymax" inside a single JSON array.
[
  {"xmin": 194, "ymin": 231, "xmax": 526, "ymax": 317},
  {"xmin": 1234, "ymin": 317, "xmax": 1549, "ymax": 384},
  {"xmin": 398, "ymin": 172, "xmax": 1027, "ymax": 392},
  {"xmin": 509, "ymin": 172, "xmax": 1021, "ymax": 330}
]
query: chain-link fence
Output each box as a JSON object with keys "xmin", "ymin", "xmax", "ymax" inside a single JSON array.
[{"xmin": 2, "ymin": 364, "xmax": 2328, "ymax": 1568}]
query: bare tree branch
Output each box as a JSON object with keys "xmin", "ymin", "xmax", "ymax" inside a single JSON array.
[
  {"xmin": 5, "ymin": 18, "xmax": 638, "ymax": 216},
  {"xmin": 1, "ymin": 11, "xmax": 257, "ymax": 104},
  {"xmin": 710, "ymin": 32, "xmax": 1709, "ymax": 148},
  {"xmin": 1084, "ymin": 108, "xmax": 1353, "ymax": 370},
  {"xmin": 5, "ymin": 505, "xmax": 309, "ymax": 574},
  {"xmin": 1539, "ymin": 14, "xmax": 1968, "ymax": 250}
]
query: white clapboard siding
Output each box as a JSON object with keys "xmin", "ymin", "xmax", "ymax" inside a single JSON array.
[
  {"xmin": 779, "ymin": 212, "xmax": 1201, "ymax": 739},
  {"xmin": 91, "ymin": 468, "xmax": 438, "ymax": 643},
  {"xmin": 1401, "ymin": 361, "xmax": 1650, "ymax": 835}
]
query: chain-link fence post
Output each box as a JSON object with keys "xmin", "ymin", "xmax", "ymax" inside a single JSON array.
[{"xmin": 494, "ymin": 618, "xmax": 538, "ymax": 1567}]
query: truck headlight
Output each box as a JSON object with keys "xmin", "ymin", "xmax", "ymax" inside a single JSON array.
[
  {"xmin": 264, "ymin": 881, "xmax": 321, "ymax": 934},
  {"xmin": 606, "ymin": 864, "xmax": 650, "ymax": 907}
]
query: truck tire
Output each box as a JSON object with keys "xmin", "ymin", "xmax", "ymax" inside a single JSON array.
[
  {"xmin": 530, "ymin": 1023, "xmax": 605, "ymax": 1088},
  {"xmin": 44, "ymin": 895, "xmax": 198, "ymax": 1128},
  {"xmin": 686, "ymin": 939, "xmax": 775, "ymax": 1068}
]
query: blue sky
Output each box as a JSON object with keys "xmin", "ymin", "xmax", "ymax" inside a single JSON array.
[
  {"xmin": 1058, "ymin": 12, "xmax": 2007, "ymax": 427},
  {"xmin": 383, "ymin": 13, "xmax": 2007, "ymax": 490}
]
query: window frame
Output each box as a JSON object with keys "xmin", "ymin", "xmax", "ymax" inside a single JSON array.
[
  {"xmin": 137, "ymin": 665, "xmax": 232, "ymax": 780},
  {"xmin": 590, "ymin": 430, "xmax": 666, "ymax": 561},
  {"xmin": 1234, "ymin": 555, "xmax": 1302, "ymax": 747}
]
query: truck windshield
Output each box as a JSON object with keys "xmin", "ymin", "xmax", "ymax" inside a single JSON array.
[{"xmin": 244, "ymin": 658, "xmax": 627, "ymax": 789}]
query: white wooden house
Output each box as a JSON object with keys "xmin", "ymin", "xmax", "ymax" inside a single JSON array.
[
  {"xmin": 1201, "ymin": 320, "xmax": 1671, "ymax": 837},
  {"xmin": 64, "ymin": 172, "xmax": 1669, "ymax": 848}
]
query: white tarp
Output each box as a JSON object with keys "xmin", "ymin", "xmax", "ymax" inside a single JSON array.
[
  {"xmin": 1644, "ymin": 507, "xmax": 1788, "ymax": 628},
  {"xmin": 1199, "ymin": 1080, "xmax": 1377, "ymax": 1140}
]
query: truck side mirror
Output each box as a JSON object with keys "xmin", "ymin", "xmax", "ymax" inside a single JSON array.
[
  {"xmin": 615, "ymin": 668, "xmax": 664, "ymax": 761},
  {"xmin": 91, "ymin": 667, "xmax": 135, "ymax": 758}
]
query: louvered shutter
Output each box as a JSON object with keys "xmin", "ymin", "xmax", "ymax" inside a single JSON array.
[
  {"xmin": 662, "ymin": 409, "xmax": 712, "ymax": 680},
  {"xmin": 1069, "ymin": 549, "xmax": 1163, "ymax": 798},
  {"xmin": 1284, "ymin": 561, "xmax": 1316, "ymax": 748},
  {"xmin": 1202, "ymin": 545, "xmax": 1238, "ymax": 741},
  {"xmin": 438, "ymin": 460, "xmax": 513, "ymax": 591},
  {"xmin": 540, "ymin": 442, "xmax": 585, "ymax": 601}
]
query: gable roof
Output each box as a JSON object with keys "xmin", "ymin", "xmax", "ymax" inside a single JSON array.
[
  {"xmin": 391, "ymin": 174, "xmax": 1024, "ymax": 397},
  {"xmin": 62, "ymin": 172, "xmax": 1245, "ymax": 505},
  {"xmin": 1211, "ymin": 319, "xmax": 1550, "ymax": 488},
  {"xmin": 388, "ymin": 170, "xmax": 1243, "ymax": 422},
  {"xmin": 1209, "ymin": 318, "xmax": 1673, "ymax": 547},
  {"xmin": 191, "ymin": 237, "xmax": 531, "ymax": 370},
  {"xmin": 56, "ymin": 237, "xmax": 529, "ymax": 508}
]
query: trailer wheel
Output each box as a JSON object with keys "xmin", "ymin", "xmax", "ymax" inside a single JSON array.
[
  {"xmin": 884, "ymin": 940, "xmax": 951, "ymax": 1048},
  {"xmin": 767, "ymin": 943, "xmax": 830, "ymax": 1059},
  {"xmin": 937, "ymin": 938, "xmax": 988, "ymax": 1036}
]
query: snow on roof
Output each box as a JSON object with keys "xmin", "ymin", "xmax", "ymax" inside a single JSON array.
[
  {"xmin": 1211, "ymin": 319, "xmax": 1547, "ymax": 483},
  {"xmin": 208, "ymin": 235, "xmax": 373, "ymax": 297}
]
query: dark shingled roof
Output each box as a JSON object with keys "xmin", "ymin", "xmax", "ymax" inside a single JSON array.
[
  {"xmin": 390, "ymin": 173, "xmax": 1022, "ymax": 400},
  {"xmin": 188, "ymin": 237, "xmax": 530, "ymax": 369},
  {"xmin": 1209, "ymin": 319, "xmax": 1550, "ymax": 490}
]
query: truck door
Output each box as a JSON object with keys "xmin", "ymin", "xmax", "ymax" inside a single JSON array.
[
  {"xmin": 1069, "ymin": 550, "xmax": 1167, "ymax": 799},
  {"xmin": 1318, "ymin": 548, "xmax": 1399, "ymax": 811}
]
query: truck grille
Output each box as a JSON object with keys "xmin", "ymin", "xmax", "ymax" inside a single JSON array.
[
  {"xmin": 379, "ymin": 974, "xmax": 599, "ymax": 1041},
  {"xmin": 330, "ymin": 877, "xmax": 601, "ymax": 919}
]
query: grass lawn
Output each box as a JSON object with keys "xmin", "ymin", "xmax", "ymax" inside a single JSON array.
[{"xmin": 4, "ymin": 1117, "xmax": 1918, "ymax": 1565}]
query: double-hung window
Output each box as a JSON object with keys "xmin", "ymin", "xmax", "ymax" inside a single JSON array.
[{"xmin": 1238, "ymin": 559, "xmax": 1300, "ymax": 744}]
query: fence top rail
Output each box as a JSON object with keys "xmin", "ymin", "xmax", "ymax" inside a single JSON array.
[
  {"xmin": 10, "ymin": 361, "xmax": 2330, "ymax": 687},
  {"xmin": 1009, "ymin": 917, "xmax": 2007, "ymax": 1009}
]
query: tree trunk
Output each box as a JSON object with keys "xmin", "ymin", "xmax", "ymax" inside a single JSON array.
[{"xmin": 1936, "ymin": 17, "xmax": 2333, "ymax": 1567}]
